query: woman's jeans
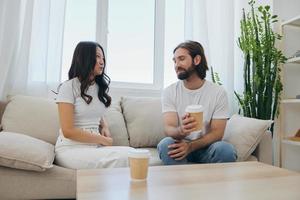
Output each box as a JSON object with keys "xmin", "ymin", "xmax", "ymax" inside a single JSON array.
[{"xmin": 157, "ymin": 137, "xmax": 237, "ymax": 165}]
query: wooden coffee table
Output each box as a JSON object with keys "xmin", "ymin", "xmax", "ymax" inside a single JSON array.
[{"xmin": 77, "ymin": 161, "xmax": 300, "ymax": 200}]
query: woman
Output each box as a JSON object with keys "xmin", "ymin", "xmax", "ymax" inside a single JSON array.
[{"xmin": 55, "ymin": 41, "xmax": 132, "ymax": 169}]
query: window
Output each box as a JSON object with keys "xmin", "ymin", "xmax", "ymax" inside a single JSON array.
[
  {"xmin": 107, "ymin": 0, "xmax": 155, "ymax": 84},
  {"xmin": 61, "ymin": 0, "xmax": 97, "ymax": 81},
  {"xmin": 61, "ymin": 0, "xmax": 184, "ymax": 89},
  {"xmin": 164, "ymin": 0, "xmax": 184, "ymax": 87}
]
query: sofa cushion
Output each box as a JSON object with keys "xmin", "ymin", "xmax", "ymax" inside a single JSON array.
[
  {"xmin": 0, "ymin": 164, "xmax": 76, "ymax": 199},
  {"xmin": 223, "ymin": 114, "xmax": 273, "ymax": 161},
  {"xmin": 141, "ymin": 148, "xmax": 163, "ymax": 166},
  {"xmin": 2, "ymin": 95, "xmax": 59, "ymax": 144},
  {"xmin": 121, "ymin": 97, "xmax": 165, "ymax": 148},
  {"xmin": 252, "ymin": 130, "xmax": 273, "ymax": 164},
  {"xmin": 246, "ymin": 155, "xmax": 258, "ymax": 161},
  {"xmin": 0, "ymin": 132, "xmax": 55, "ymax": 171},
  {"xmin": 104, "ymin": 100, "xmax": 130, "ymax": 146},
  {"xmin": 0, "ymin": 100, "xmax": 7, "ymax": 127},
  {"xmin": 55, "ymin": 146, "xmax": 134, "ymax": 169}
]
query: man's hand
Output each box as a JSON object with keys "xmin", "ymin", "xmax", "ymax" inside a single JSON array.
[
  {"xmin": 168, "ymin": 140, "xmax": 192, "ymax": 160},
  {"xmin": 178, "ymin": 113, "xmax": 197, "ymax": 137},
  {"xmin": 163, "ymin": 112, "xmax": 197, "ymax": 140}
]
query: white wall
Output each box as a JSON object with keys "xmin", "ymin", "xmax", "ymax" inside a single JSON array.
[
  {"xmin": 274, "ymin": 0, "xmax": 300, "ymax": 20},
  {"xmin": 274, "ymin": 0, "xmax": 300, "ymax": 98}
]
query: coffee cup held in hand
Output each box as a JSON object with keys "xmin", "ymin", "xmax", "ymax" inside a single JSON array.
[
  {"xmin": 128, "ymin": 149, "xmax": 151, "ymax": 181},
  {"xmin": 185, "ymin": 104, "xmax": 204, "ymax": 134}
]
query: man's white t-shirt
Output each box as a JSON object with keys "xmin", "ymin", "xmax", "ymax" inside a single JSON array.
[
  {"xmin": 55, "ymin": 77, "xmax": 107, "ymax": 148},
  {"xmin": 162, "ymin": 80, "xmax": 229, "ymax": 140}
]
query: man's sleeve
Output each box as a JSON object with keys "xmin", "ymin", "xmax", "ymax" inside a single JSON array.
[{"xmin": 212, "ymin": 88, "xmax": 229, "ymax": 119}]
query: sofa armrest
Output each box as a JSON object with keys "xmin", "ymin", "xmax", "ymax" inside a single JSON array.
[
  {"xmin": 0, "ymin": 100, "xmax": 7, "ymax": 132},
  {"xmin": 252, "ymin": 130, "xmax": 272, "ymax": 165}
]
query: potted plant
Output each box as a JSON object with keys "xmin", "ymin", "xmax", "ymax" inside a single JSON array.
[{"xmin": 235, "ymin": 0, "xmax": 287, "ymax": 133}]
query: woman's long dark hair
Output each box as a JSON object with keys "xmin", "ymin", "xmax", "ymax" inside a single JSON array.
[{"xmin": 68, "ymin": 41, "xmax": 111, "ymax": 107}]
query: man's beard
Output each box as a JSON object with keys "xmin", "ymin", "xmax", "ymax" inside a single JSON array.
[{"xmin": 177, "ymin": 65, "xmax": 197, "ymax": 80}]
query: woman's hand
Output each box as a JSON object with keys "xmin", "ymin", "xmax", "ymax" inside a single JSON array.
[
  {"xmin": 101, "ymin": 126, "xmax": 111, "ymax": 137},
  {"xmin": 100, "ymin": 117, "xmax": 111, "ymax": 138},
  {"xmin": 99, "ymin": 126, "xmax": 113, "ymax": 146},
  {"xmin": 101, "ymin": 136, "xmax": 113, "ymax": 146}
]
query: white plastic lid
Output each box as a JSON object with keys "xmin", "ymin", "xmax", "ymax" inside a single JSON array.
[
  {"xmin": 128, "ymin": 149, "xmax": 151, "ymax": 159},
  {"xmin": 185, "ymin": 105, "xmax": 203, "ymax": 113}
]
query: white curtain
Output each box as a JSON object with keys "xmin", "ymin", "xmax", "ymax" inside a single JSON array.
[
  {"xmin": 184, "ymin": 0, "xmax": 273, "ymax": 114},
  {"xmin": 0, "ymin": 0, "xmax": 33, "ymax": 100},
  {"xmin": 0, "ymin": 0, "xmax": 66, "ymax": 100},
  {"xmin": 0, "ymin": 0, "xmax": 274, "ymax": 104}
]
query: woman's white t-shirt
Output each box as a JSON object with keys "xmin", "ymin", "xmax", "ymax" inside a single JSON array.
[
  {"xmin": 55, "ymin": 77, "xmax": 107, "ymax": 149},
  {"xmin": 162, "ymin": 80, "xmax": 229, "ymax": 140}
]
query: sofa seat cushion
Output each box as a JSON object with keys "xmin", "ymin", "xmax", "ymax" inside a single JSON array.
[
  {"xmin": 55, "ymin": 146, "xmax": 135, "ymax": 169},
  {"xmin": 121, "ymin": 97, "xmax": 165, "ymax": 148},
  {"xmin": 223, "ymin": 114, "xmax": 273, "ymax": 161},
  {"xmin": 246, "ymin": 155, "xmax": 258, "ymax": 161},
  {"xmin": 0, "ymin": 164, "xmax": 75, "ymax": 199},
  {"xmin": 140, "ymin": 148, "xmax": 163, "ymax": 166},
  {"xmin": 0, "ymin": 132, "xmax": 55, "ymax": 171},
  {"xmin": 2, "ymin": 95, "xmax": 60, "ymax": 144}
]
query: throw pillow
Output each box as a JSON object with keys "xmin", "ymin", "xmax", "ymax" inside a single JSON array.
[
  {"xmin": 121, "ymin": 97, "xmax": 165, "ymax": 148},
  {"xmin": 0, "ymin": 132, "xmax": 55, "ymax": 171},
  {"xmin": 104, "ymin": 100, "xmax": 130, "ymax": 146},
  {"xmin": 223, "ymin": 114, "xmax": 273, "ymax": 161},
  {"xmin": 1, "ymin": 95, "xmax": 60, "ymax": 145}
]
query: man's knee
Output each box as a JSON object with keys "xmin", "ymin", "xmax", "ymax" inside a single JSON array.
[
  {"xmin": 157, "ymin": 137, "xmax": 175, "ymax": 154},
  {"xmin": 157, "ymin": 137, "xmax": 189, "ymax": 165},
  {"xmin": 210, "ymin": 141, "xmax": 237, "ymax": 162}
]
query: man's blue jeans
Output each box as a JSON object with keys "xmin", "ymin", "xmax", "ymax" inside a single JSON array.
[{"xmin": 157, "ymin": 137, "xmax": 237, "ymax": 165}]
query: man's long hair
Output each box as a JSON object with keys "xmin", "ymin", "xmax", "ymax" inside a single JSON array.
[
  {"xmin": 68, "ymin": 41, "xmax": 111, "ymax": 107},
  {"xmin": 173, "ymin": 40, "xmax": 208, "ymax": 79}
]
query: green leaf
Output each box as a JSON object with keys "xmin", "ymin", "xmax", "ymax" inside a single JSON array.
[{"xmin": 237, "ymin": 0, "xmax": 286, "ymax": 126}]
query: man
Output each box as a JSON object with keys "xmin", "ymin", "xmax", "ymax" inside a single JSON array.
[{"xmin": 157, "ymin": 40, "xmax": 237, "ymax": 165}]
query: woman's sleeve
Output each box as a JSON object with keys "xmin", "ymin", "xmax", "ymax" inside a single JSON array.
[{"xmin": 55, "ymin": 81, "xmax": 75, "ymax": 104}]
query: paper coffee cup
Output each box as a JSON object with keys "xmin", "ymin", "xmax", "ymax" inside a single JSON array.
[
  {"xmin": 128, "ymin": 149, "xmax": 151, "ymax": 181},
  {"xmin": 185, "ymin": 105, "xmax": 204, "ymax": 139}
]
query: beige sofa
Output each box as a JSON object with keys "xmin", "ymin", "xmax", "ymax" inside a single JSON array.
[{"xmin": 0, "ymin": 95, "xmax": 273, "ymax": 199}]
